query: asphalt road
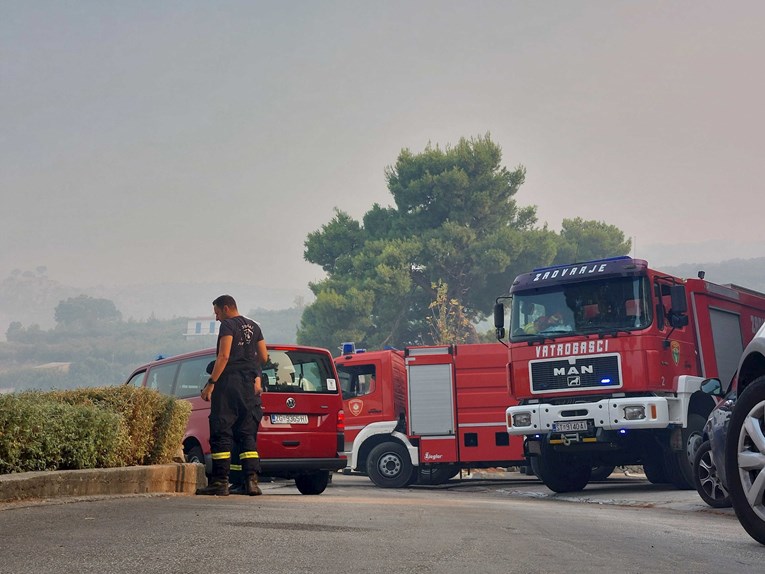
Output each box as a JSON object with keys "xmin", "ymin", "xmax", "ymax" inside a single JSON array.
[{"xmin": 0, "ymin": 471, "xmax": 762, "ymax": 574}]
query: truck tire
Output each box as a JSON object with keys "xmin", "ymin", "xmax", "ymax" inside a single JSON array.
[
  {"xmin": 418, "ymin": 464, "xmax": 460, "ymax": 485},
  {"xmin": 589, "ymin": 465, "xmax": 616, "ymax": 481},
  {"xmin": 724, "ymin": 376, "xmax": 765, "ymax": 545},
  {"xmin": 295, "ymin": 471, "xmax": 330, "ymax": 495},
  {"xmin": 536, "ymin": 441, "xmax": 591, "ymax": 493},
  {"xmin": 693, "ymin": 440, "xmax": 731, "ymax": 508},
  {"xmin": 367, "ymin": 442, "xmax": 415, "ymax": 488},
  {"xmin": 665, "ymin": 413, "xmax": 706, "ymax": 490},
  {"xmin": 642, "ymin": 445, "xmax": 669, "ymax": 484}
]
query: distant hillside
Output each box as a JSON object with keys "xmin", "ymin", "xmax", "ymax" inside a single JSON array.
[
  {"xmin": 659, "ymin": 258, "xmax": 765, "ymax": 293},
  {"xmin": 0, "ymin": 268, "xmax": 312, "ymax": 338}
]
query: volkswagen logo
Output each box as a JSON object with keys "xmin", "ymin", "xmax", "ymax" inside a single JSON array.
[{"xmin": 286, "ymin": 397, "xmax": 296, "ymax": 409}]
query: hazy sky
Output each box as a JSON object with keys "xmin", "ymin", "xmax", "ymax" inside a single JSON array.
[{"xmin": 3, "ymin": 1, "xmax": 764, "ymax": 292}]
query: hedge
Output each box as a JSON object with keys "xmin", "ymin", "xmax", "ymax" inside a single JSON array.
[{"xmin": 0, "ymin": 387, "xmax": 191, "ymax": 474}]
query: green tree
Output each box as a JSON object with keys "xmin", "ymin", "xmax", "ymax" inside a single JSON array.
[
  {"xmin": 299, "ymin": 134, "xmax": 634, "ymax": 350},
  {"xmin": 553, "ymin": 217, "xmax": 631, "ymax": 265},
  {"xmin": 54, "ymin": 295, "xmax": 122, "ymax": 330},
  {"xmin": 300, "ymin": 134, "xmax": 561, "ymax": 349}
]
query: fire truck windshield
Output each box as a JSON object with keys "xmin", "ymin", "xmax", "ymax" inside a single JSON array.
[{"xmin": 509, "ymin": 276, "xmax": 653, "ymax": 341}]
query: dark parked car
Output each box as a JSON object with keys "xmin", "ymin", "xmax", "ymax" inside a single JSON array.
[
  {"xmin": 693, "ymin": 382, "xmax": 734, "ymax": 508},
  {"xmin": 724, "ymin": 322, "xmax": 765, "ymax": 544},
  {"xmin": 698, "ymin": 322, "xmax": 765, "ymax": 542}
]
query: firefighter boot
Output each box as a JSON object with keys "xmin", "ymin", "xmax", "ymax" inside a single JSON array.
[
  {"xmin": 196, "ymin": 479, "xmax": 229, "ymax": 496},
  {"xmin": 245, "ymin": 473, "xmax": 262, "ymax": 496}
]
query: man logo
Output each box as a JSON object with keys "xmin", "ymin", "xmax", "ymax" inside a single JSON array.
[{"xmin": 567, "ymin": 376, "xmax": 581, "ymax": 386}]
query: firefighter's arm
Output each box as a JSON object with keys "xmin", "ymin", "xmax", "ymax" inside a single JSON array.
[
  {"xmin": 201, "ymin": 336, "xmax": 233, "ymax": 401},
  {"xmin": 256, "ymin": 339, "xmax": 268, "ymax": 365}
]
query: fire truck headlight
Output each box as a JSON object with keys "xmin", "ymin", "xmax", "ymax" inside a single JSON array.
[
  {"xmin": 512, "ymin": 412, "xmax": 533, "ymax": 427},
  {"xmin": 623, "ymin": 406, "xmax": 646, "ymax": 421}
]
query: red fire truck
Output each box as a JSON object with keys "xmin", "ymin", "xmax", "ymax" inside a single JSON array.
[
  {"xmin": 494, "ymin": 256, "xmax": 765, "ymax": 493},
  {"xmin": 335, "ymin": 343, "xmax": 526, "ymax": 488}
]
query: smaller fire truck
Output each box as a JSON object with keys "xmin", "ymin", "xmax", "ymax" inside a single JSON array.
[
  {"xmin": 494, "ymin": 256, "xmax": 765, "ymax": 493},
  {"xmin": 335, "ymin": 343, "xmax": 526, "ymax": 488}
]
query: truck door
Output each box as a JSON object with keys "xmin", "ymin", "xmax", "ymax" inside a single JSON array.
[
  {"xmin": 406, "ymin": 346, "xmax": 459, "ymax": 463},
  {"xmin": 336, "ymin": 358, "xmax": 386, "ymax": 451}
]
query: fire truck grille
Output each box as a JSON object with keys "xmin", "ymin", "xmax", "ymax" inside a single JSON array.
[{"xmin": 530, "ymin": 354, "xmax": 621, "ymax": 393}]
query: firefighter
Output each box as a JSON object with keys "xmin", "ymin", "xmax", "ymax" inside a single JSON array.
[{"xmin": 197, "ymin": 295, "xmax": 268, "ymax": 496}]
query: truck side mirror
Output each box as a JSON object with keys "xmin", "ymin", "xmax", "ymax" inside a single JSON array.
[
  {"xmin": 670, "ymin": 285, "xmax": 688, "ymax": 314},
  {"xmin": 494, "ymin": 303, "xmax": 506, "ymax": 340},
  {"xmin": 494, "ymin": 303, "xmax": 505, "ymax": 329},
  {"xmin": 668, "ymin": 285, "xmax": 689, "ymax": 328}
]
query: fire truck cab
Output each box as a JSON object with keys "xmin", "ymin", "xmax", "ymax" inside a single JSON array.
[{"xmin": 495, "ymin": 256, "xmax": 765, "ymax": 493}]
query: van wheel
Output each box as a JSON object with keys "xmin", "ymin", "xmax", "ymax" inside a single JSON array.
[
  {"xmin": 295, "ymin": 471, "xmax": 330, "ymax": 495},
  {"xmin": 367, "ymin": 442, "xmax": 415, "ymax": 488},
  {"xmin": 185, "ymin": 444, "xmax": 205, "ymax": 465},
  {"xmin": 725, "ymin": 376, "xmax": 765, "ymax": 545}
]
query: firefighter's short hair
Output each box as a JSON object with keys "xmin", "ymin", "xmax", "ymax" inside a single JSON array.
[{"xmin": 212, "ymin": 294, "xmax": 237, "ymax": 309}]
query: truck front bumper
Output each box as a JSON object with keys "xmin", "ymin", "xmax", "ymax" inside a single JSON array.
[{"xmin": 506, "ymin": 396, "xmax": 671, "ymax": 436}]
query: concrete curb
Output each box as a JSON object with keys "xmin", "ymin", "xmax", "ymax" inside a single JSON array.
[{"xmin": 0, "ymin": 463, "xmax": 206, "ymax": 502}]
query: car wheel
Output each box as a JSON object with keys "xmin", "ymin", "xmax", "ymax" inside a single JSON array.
[
  {"xmin": 366, "ymin": 442, "xmax": 415, "ymax": 488},
  {"xmin": 295, "ymin": 471, "xmax": 330, "ymax": 495},
  {"xmin": 693, "ymin": 440, "xmax": 731, "ymax": 508},
  {"xmin": 725, "ymin": 376, "xmax": 765, "ymax": 545}
]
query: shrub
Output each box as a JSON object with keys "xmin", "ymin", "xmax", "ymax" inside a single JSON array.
[
  {"xmin": 0, "ymin": 393, "xmax": 123, "ymax": 473},
  {"xmin": 0, "ymin": 387, "xmax": 191, "ymax": 474}
]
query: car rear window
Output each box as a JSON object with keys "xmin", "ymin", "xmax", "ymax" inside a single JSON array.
[{"xmin": 263, "ymin": 350, "xmax": 337, "ymax": 394}]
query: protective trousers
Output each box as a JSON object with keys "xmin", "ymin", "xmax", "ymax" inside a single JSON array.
[{"xmin": 209, "ymin": 366, "xmax": 262, "ymax": 483}]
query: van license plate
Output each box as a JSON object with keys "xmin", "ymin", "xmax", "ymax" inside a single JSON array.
[
  {"xmin": 270, "ymin": 414, "xmax": 309, "ymax": 425},
  {"xmin": 552, "ymin": 420, "xmax": 588, "ymax": 432}
]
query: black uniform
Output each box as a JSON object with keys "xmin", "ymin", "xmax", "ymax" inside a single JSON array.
[{"xmin": 209, "ymin": 316, "xmax": 264, "ymax": 483}]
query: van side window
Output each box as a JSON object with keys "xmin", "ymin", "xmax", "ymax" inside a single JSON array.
[
  {"xmin": 175, "ymin": 356, "xmax": 214, "ymax": 398},
  {"xmin": 126, "ymin": 370, "xmax": 146, "ymax": 388},
  {"xmin": 147, "ymin": 363, "xmax": 179, "ymax": 395}
]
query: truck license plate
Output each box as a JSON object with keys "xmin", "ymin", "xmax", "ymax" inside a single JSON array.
[
  {"xmin": 552, "ymin": 420, "xmax": 588, "ymax": 432},
  {"xmin": 270, "ymin": 414, "xmax": 309, "ymax": 425}
]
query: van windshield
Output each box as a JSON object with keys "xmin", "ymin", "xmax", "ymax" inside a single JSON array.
[{"xmin": 262, "ymin": 350, "xmax": 338, "ymax": 393}]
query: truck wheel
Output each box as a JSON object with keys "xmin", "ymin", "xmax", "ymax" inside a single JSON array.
[
  {"xmin": 724, "ymin": 376, "xmax": 765, "ymax": 545},
  {"xmin": 642, "ymin": 445, "xmax": 668, "ymax": 484},
  {"xmin": 693, "ymin": 440, "xmax": 731, "ymax": 508},
  {"xmin": 537, "ymin": 442, "xmax": 591, "ymax": 493},
  {"xmin": 418, "ymin": 464, "xmax": 460, "ymax": 485},
  {"xmin": 529, "ymin": 456, "xmax": 543, "ymax": 480},
  {"xmin": 367, "ymin": 442, "xmax": 415, "ymax": 488},
  {"xmin": 295, "ymin": 471, "xmax": 330, "ymax": 495},
  {"xmin": 590, "ymin": 465, "xmax": 616, "ymax": 481},
  {"xmin": 665, "ymin": 413, "xmax": 706, "ymax": 490}
]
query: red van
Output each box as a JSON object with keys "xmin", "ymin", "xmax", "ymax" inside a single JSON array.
[{"xmin": 124, "ymin": 344, "xmax": 346, "ymax": 495}]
